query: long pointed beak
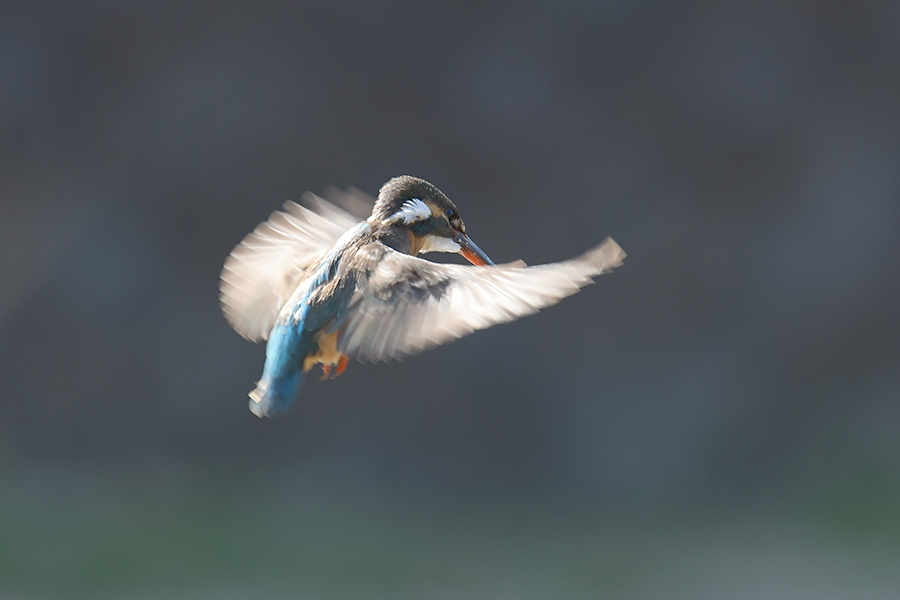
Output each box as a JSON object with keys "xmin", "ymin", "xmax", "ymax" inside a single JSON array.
[{"xmin": 454, "ymin": 231, "xmax": 494, "ymax": 266}]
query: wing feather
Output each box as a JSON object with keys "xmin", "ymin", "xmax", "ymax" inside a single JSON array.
[
  {"xmin": 338, "ymin": 237, "xmax": 626, "ymax": 362},
  {"xmin": 220, "ymin": 190, "xmax": 373, "ymax": 342}
]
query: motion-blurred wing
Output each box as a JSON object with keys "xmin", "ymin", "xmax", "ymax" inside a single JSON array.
[
  {"xmin": 338, "ymin": 237, "xmax": 626, "ymax": 362},
  {"xmin": 220, "ymin": 189, "xmax": 374, "ymax": 342}
]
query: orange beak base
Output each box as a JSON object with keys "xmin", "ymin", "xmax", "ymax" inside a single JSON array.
[{"xmin": 455, "ymin": 232, "xmax": 494, "ymax": 266}]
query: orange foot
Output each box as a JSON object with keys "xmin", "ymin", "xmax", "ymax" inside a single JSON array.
[
  {"xmin": 334, "ymin": 355, "xmax": 348, "ymax": 378},
  {"xmin": 320, "ymin": 355, "xmax": 348, "ymax": 380}
]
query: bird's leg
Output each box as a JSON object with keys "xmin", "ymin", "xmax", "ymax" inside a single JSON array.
[
  {"xmin": 333, "ymin": 355, "xmax": 348, "ymax": 378},
  {"xmin": 319, "ymin": 355, "xmax": 348, "ymax": 380}
]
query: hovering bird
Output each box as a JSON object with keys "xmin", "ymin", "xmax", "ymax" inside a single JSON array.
[{"xmin": 220, "ymin": 176, "xmax": 625, "ymax": 417}]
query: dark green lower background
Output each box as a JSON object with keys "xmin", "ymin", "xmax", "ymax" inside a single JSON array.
[{"xmin": 2, "ymin": 464, "xmax": 898, "ymax": 599}]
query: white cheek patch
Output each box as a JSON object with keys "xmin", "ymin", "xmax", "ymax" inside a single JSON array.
[
  {"xmin": 384, "ymin": 198, "xmax": 432, "ymax": 225},
  {"xmin": 418, "ymin": 233, "xmax": 461, "ymax": 254}
]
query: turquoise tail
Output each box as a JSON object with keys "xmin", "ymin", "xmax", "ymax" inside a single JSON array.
[
  {"xmin": 249, "ymin": 370, "xmax": 303, "ymax": 418},
  {"xmin": 249, "ymin": 301, "xmax": 316, "ymax": 418}
]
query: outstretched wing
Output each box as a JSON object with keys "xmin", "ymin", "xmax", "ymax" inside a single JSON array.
[
  {"xmin": 220, "ymin": 188, "xmax": 374, "ymax": 342},
  {"xmin": 337, "ymin": 237, "xmax": 626, "ymax": 362}
]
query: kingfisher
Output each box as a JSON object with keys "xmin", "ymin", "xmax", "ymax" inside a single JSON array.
[{"xmin": 220, "ymin": 176, "xmax": 625, "ymax": 417}]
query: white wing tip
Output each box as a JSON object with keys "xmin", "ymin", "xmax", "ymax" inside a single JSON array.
[{"xmin": 584, "ymin": 237, "xmax": 626, "ymax": 273}]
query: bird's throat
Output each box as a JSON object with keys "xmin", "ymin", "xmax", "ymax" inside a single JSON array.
[{"xmin": 408, "ymin": 230, "xmax": 421, "ymax": 256}]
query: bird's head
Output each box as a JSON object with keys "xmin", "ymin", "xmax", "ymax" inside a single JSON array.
[{"xmin": 369, "ymin": 176, "xmax": 494, "ymax": 266}]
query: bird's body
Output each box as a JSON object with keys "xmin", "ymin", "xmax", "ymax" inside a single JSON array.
[{"xmin": 220, "ymin": 176, "xmax": 625, "ymax": 417}]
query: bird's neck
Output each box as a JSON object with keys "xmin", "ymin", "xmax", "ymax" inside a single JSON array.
[{"xmin": 372, "ymin": 224, "xmax": 419, "ymax": 256}]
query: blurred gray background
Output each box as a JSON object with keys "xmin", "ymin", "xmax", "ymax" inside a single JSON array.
[{"xmin": 2, "ymin": 1, "xmax": 899, "ymax": 598}]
